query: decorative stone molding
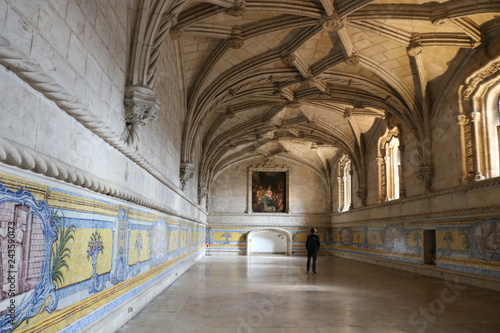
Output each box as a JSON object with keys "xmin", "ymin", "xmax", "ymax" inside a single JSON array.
[
  {"xmin": 416, "ymin": 165, "xmax": 434, "ymax": 192},
  {"xmin": 432, "ymin": 17, "xmax": 450, "ymax": 26},
  {"xmin": 407, "ymin": 34, "xmax": 423, "ymax": 57},
  {"xmin": 226, "ymin": 0, "xmax": 246, "ymax": 16},
  {"xmin": 226, "ymin": 105, "xmax": 236, "ymax": 118},
  {"xmin": 123, "ymin": 86, "xmax": 160, "ymax": 150},
  {"xmin": 356, "ymin": 188, "xmax": 367, "ymax": 207},
  {"xmin": 228, "ymin": 35, "xmax": 244, "ymax": 49},
  {"xmin": 228, "ymin": 26, "xmax": 244, "ymax": 49},
  {"xmin": 162, "ymin": 14, "xmax": 178, "ymax": 27},
  {"xmin": 323, "ymin": 13, "xmax": 346, "ymax": 31},
  {"xmin": 198, "ymin": 186, "xmax": 208, "ymax": 204},
  {"xmin": 343, "ymin": 108, "xmax": 352, "ymax": 119},
  {"xmin": 0, "ymin": 136, "xmax": 203, "ymax": 223},
  {"xmin": 462, "ymin": 61, "xmax": 500, "ymax": 100},
  {"xmin": 301, "ymin": 77, "xmax": 316, "ymax": 88},
  {"xmin": 282, "ymin": 53, "xmax": 297, "ymax": 66},
  {"xmin": 170, "ymin": 27, "xmax": 183, "ymax": 40},
  {"xmin": 124, "ymin": 86, "xmax": 159, "ymax": 125},
  {"xmin": 431, "ymin": 6, "xmax": 449, "ymax": 26},
  {"xmin": 180, "ymin": 162, "xmax": 195, "ymax": 190},
  {"xmin": 345, "ymin": 53, "xmax": 360, "ymax": 66}
]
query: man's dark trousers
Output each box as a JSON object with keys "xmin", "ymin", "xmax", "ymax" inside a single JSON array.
[{"xmin": 307, "ymin": 248, "xmax": 319, "ymax": 273}]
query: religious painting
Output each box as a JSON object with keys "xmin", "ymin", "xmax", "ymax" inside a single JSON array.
[{"xmin": 251, "ymin": 172, "xmax": 286, "ymax": 213}]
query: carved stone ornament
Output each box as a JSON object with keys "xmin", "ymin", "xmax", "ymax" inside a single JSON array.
[
  {"xmin": 198, "ymin": 186, "xmax": 207, "ymax": 204},
  {"xmin": 170, "ymin": 27, "xmax": 183, "ymax": 40},
  {"xmin": 323, "ymin": 14, "xmax": 346, "ymax": 31},
  {"xmin": 162, "ymin": 13, "xmax": 178, "ymax": 27},
  {"xmin": 226, "ymin": 105, "xmax": 236, "ymax": 118},
  {"xmin": 346, "ymin": 53, "xmax": 360, "ymax": 66},
  {"xmin": 407, "ymin": 34, "xmax": 423, "ymax": 57},
  {"xmin": 226, "ymin": 0, "xmax": 246, "ymax": 16},
  {"xmin": 431, "ymin": 7, "xmax": 449, "ymax": 26},
  {"xmin": 343, "ymin": 108, "xmax": 352, "ymax": 119},
  {"xmin": 301, "ymin": 77, "xmax": 315, "ymax": 88},
  {"xmin": 463, "ymin": 61, "xmax": 500, "ymax": 100},
  {"xmin": 180, "ymin": 162, "xmax": 195, "ymax": 190},
  {"xmin": 228, "ymin": 35, "xmax": 244, "ymax": 49},
  {"xmin": 124, "ymin": 86, "xmax": 160, "ymax": 126},
  {"xmin": 356, "ymin": 188, "xmax": 367, "ymax": 206},
  {"xmin": 282, "ymin": 53, "xmax": 297, "ymax": 66},
  {"xmin": 416, "ymin": 165, "xmax": 434, "ymax": 191}
]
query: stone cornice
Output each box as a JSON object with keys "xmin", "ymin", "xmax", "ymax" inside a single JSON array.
[
  {"xmin": 332, "ymin": 177, "xmax": 500, "ymax": 225},
  {"xmin": 0, "ymin": 136, "xmax": 205, "ymax": 225}
]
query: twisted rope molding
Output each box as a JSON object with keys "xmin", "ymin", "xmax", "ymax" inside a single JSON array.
[
  {"xmin": 0, "ymin": 136, "xmax": 203, "ymax": 224},
  {"xmin": 0, "ymin": 37, "xmax": 201, "ymax": 215}
]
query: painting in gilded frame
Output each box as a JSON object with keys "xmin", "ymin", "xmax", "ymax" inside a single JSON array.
[{"xmin": 251, "ymin": 171, "xmax": 286, "ymax": 213}]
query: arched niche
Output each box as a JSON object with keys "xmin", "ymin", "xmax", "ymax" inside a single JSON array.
[{"xmin": 246, "ymin": 228, "xmax": 292, "ymax": 256}]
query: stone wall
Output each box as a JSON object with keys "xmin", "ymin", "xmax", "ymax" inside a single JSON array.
[{"xmin": 0, "ymin": 1, "xmax": 206, "ymax": 332}]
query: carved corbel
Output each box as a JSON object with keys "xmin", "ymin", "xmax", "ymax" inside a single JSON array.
[
  {"xmin": 226, "ymin": 0, "xmax": 246, "ymax": 16},
  {"xmin": 356, "ymin": 188, "xmax": 367, "ymax": 206},
  {"xmin": 323, "ymin": 13, "xmax": 346, "ymax": 31},
  {"xmin": 407, "ymin": 34, "xmax": 423, "ymax": 57},
  {"xmin": 228, "ymin": 26, "xmax": 244, "ymax": 49},
  {"xmin": 226, "ymin": 105, "xmax": 236, "ymax": 119},
  {"xmin": 343, "ymin": 108, "xmax": 352, "ymax": 119},
  {"xmin": 346, "ymin": 52, "xmax": 360, "ymax": 66},
  {"xmin": 123, "ymin": 86, "xmax": 160, "ymax": 150},
  {"xmin": 180, "ymin": 162, "xmax": 195, "ymax": 190},
  {"xmin": 170, "ymin": 27, "xmax": 183, "ymax": 40},
  {"xmin": 281, "ymin": 53, "xmax": 297, "ymax": 66},
  {"xmin": 431, "ymin": 7, "xmax": 449, "ymax": 26},
  {"xmin": 416, "ymin": 165, "xmax": 434, "ymax": 192},
  {"xmin": 198, "ymin": 185, "xmax": 208, "ymax": 204}
]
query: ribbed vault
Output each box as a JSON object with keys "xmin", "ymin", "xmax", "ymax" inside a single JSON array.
[{"xmin": 127, "ymin": 0, "xmax": 500, "ymax": 206}]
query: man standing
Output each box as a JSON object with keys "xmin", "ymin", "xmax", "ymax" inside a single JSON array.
[{"xmin": 306, "ymin": 228, "xmax": 320, "ymax": 274}]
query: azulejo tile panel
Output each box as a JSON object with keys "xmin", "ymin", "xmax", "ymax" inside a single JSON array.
[{"xmin": 0, "ymin": 171, "xmax": 205, "ymax": 333}]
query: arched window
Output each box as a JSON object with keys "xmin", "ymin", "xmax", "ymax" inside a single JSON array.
[
  {"xmin": 337, "ymin": 154, "xmax": 351, "ymax": 212},
  {"xmin": 377, "ymin": 126, "xmax": 402, "ymax": 202},
  {"xmin": 459, "ymin": 64, "xmax": 500, "ymax": 181}
]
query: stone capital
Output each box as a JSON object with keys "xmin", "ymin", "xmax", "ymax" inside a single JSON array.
[
  {"xmin": 356, "ymin": 188, "xmax": 367, "ymax": 206},
  {"xmin": 416, "ymin": 165, "xmax": 434, "ymax": 191},
  {"xmin": 282, "ymin": 53, "xmax": 297, "ymax": 66},
  {"xmin": 346, "ymin": 53, "xmax": 360, "ymax": 66},
  {"xmin": 124, "ymin": 86, "xmax": 160, "ymax": 125},
  {"xmin": 323, "ymin": 13, "xmax": 346, "ymax": 31},
  {"xmin": 228, "ymin": 35, "xmax": 244, "ymax": 49},
  {"xmin": 343, "ymin": 108, "xmax": 352, "ymax": 119},
  {"xmin": 226, "ymin": 0, "xmax": 246, "ymax": 16},
  {"xmin": 407, "ymin": 34, "xmax": 422, "ymax": 57},
  {"xmin": 180, "ymin": 162, "xmax": 195, "ymax": 190},
  {"xmin": 457, "ymin": 114, "xmax": 468, "ymax": 126},
  {"xmin": 470, "ymin": 111, "xmax": 481, "ymax": 122}
]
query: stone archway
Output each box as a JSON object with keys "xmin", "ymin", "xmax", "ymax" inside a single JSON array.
[{"xmin": 246, "ymin": 228, "xmax": 292, "ymax": 256}]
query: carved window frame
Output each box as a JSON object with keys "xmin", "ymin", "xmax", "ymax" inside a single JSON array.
[
  {"xmin": 337, "ymin": 154, "xmax": 352, "ymax": 212},
  {"xmin": 459, "ymin": 60, "xmax": 500, "ymax": 182},
  {"xmin": 377, "ymin": 126, "xmax": 402, "ymax": 202}
]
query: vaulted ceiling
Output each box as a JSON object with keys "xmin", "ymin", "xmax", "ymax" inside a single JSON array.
[{"xmin": 128, "ymin": 0, "xmax": 500, "ymax": 197}]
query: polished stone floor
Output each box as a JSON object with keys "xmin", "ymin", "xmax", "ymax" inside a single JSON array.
[{"xmin": 116, "ymin": 255, "xmax": 500, "ymax": 333}]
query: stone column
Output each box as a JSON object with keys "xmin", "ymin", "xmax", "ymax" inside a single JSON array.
[
  {"xmin": 377, "ymin": 156, "xmax": 386, "ymax": 202},
  {"xmin": 470, "ymin": 110, "xmax": 484, "ymax": 180}
]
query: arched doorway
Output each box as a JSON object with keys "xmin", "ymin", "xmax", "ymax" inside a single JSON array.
[{"xmin": 246, "ymin": 228, "xmax": 292, "ymax": 256}]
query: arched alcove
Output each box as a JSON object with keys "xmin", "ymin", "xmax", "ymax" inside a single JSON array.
[{"xmin": 246, "ymin": 228, "xmax": 292, "ymax": 256}]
